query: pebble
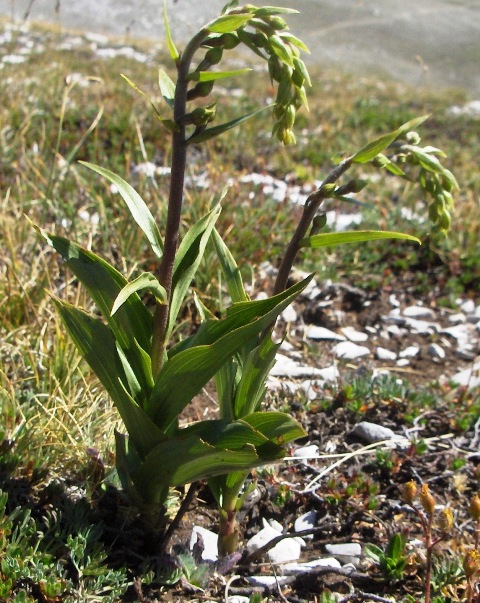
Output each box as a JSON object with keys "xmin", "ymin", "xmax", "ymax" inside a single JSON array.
[
  {"xmin": 247, "ymin": 575, "xmax": 290, "ymax": 587},
  {"xmin": 351, "ymin": 421, "xmax": 397, "ymax": 443},
  {"xmin": 325, "ymin": 543, "xmax": 362, "ymax": 565},
  {"xmin": 281, "ymin": 557, "xmax": 341, "ymax": 574},
  {"xmin": 449, "ymin": 361, "xmax": 480, "ymax": 389},
  {"xmin": 399, "ymin": 345, "xmax": 420, "ymax": 358},
  {"xmin": 397, "ymin": 358, "xmax": 410, "ymax": 367},
  {"xmin": 190, "ymin": 526, "xmax": 218, "ymax": 562},
  {"xmin": 306, "ymin": 325, "xmax": 346, "ymax": 341},
  {"xmin": 428, "ymin": 343, "xmax": 446, "ymax": 359},
  {"xmin": 247, "ymin": 519, "xmax": 304, "ymax": 564},
  {"xmin": 281, "ymin": 304, "xmax": 298, "ymax": 323},
  {"xmin": 341, "ymin": 326, "xmax": 369, "ymax": 342},
  {"xmin": 376, "ymin": 347, "xmax": 397, "ymax": 361},
  {"xmin": 332, "ymin": 341, "xmax": 370, "ymax": 360},
  {"xmin": 403, "ymin": 305, "xmax": 435, "ymax": 319},
  {"xmin": 293, "ymin": 445, "xmax": 319, "ymax": 459},
  {"xmin": 294, "ymin": 510, "xmax": 317, "ymax": 537}
]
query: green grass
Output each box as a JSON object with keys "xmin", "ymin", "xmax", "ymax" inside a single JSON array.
[{"xmin": 1, "ymin": 20, "xmax": 479, "ymax": 601}]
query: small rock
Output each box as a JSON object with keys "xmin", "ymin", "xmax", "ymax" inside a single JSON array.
[
  {"xmin": 389, "ymin": 294, "xmax": 400, "ymax": 307},
  {"xmin": 376, "ymin": 347, "xmax": 397, "ymax": 361},
  {"xmin": 449, "ymin": 361, "xmax": 480, "ymax": 389},
  {"xmin": 228, "ymin": 597, "xmax": 250, "ymax": 603},
  {"xmin": 325, "ymin": 542, "xmax": 362, "ymax": 565},
  {"xmin": 443, "ymin": 324, "xmax": 472, "ymax": 342},
  {"xmin": 332, "ymin": 341, "xmax": 370, "ymax": 360},
  {"xmin": 403, "ymin": 305, "xmax": 435, "ymax": 319},
  {"xmin": 247, "ymin": 575, "xmax": 291, "ymax": 587},
  {"xmin": 399, "ymin": 345, "xmax": 420, "ymax": 358},
  {"xmin": 190, "ymin": 526, "xmax": 218, "ymax": 562},
  {"xmin": 281, "ymin": 304, "xmax": 298, "ymax": 323},
  {"xmin": 281, "ymin": 557, "xmax": 341, "ymax": 575},
  {"xmin": 340, "ymin": 326, "xmax": 369, "ymax": 342},
  {"xmin": 449, "ymin": 313, "xmax": 467, "ymax": 324},
  {"xmin": 293, "ymin": 444, "xmax": 319, "ymax": 459},
  {"xmin": 427, "ymin": 343, "xmax": 446, "ymax": 359},
  {"xmin": 247, "ymin": 519, "xmax": 304, "ymax": 564},
  {"xmin": 460, "ymin": 299, "xmax": 476, "ymax": 314},
  {"xmin": 306, "ymin": 325, "xmax": 345, "ymax": 341},
  {"xmin": 294, "ymin": 510, "xmax": 317, "ymax": 537},
  {"xmin": 270, "ymin": 354, "xmax": 331, "ymax": 378},
  {"xmin": 351, "ymin": 421, "xmax": 397, "ymax": 443},
  {"xmin": 397, "ymin": 358, "xmax": 410, "ymax": 367},
  {"xmin": 403, "ymin": 317, "xmax": 440, "ymax": 334}
]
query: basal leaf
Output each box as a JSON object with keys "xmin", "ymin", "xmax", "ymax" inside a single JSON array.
[
  {"xmin": 80, "ymin": 162, "xmax": 164, "ymax": 260},
  {"xmin": 300, "ymin": 230, "xmax": 421, "ymax": 249},
  {"xmin": 167, "ymin": 205, "xmax": 221, "ymax": 339},
  {"xmin": 112, "ymin": 272, "xmax": 167, "ymax": 316},
  {"xmin": 212, "ymin": 228, "xmax": 249, "ymax": 303},
  {"xmin": 352, "ymin": 115, "xmax": 429, "ymax": 163},
  {"xmin": 148, "ymin": 276, "xmax": 313, "ymax": 430},
  {"xmin": 54, "ymin": 300, "xmax": 163, "ymax": 456},
  {"xmin": 242, "ymin": 411, "xmax": 307, "ymax": 444}
]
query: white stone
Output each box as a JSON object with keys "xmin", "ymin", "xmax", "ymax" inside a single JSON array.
[
  {"xmin": 376, "ymin": 347, "xmax": 397, "ymax": 361},
  {"xmin": 247, "ymin": 575, "xmax": 290, "ymax": 587},
  {"xmin": 190, "ymin": 526, "xmax": 218, "ymax": 562},
  {"xmin": 389, "ymin": 294, "xmax": 400, "ymax": 307},
  {"xmin": 325, "ymin": 543, "xmax": 362, "ymax": 565},
  {"xmin": 293, "ymin": 445, "xmax": 319, "ymax": 459},
  {"xmin": 397, "ymin": 358, "xmax": 410, "ymax": 367},
  {"xmin": 449, "ymin": 361, "xmax": 480, "ymax": 389},
  {"xmin": 228, "ymin": 597, "xmax": 250, "ymax": 603},
  {"xmin": 403, "ymin": 305, "xmax": 435, "ymax": 319},
  {"xmin": 306, "ymin": 326, "xmax": 345, "ymax": 341},
  {"xmin": 460, "ymin": 299, "xmax": 476, "ymax": 314},
  {"xmin": 332, "ymin": 341, "xmax": 370, "ymax": 360},
  {"xmin": 294, "ymin": 510, "xmax": 317, "ymax": 537},
  {"xmin": 351, "ymin": 421, "xmax": 397, "ymax": 443},
  {"xmin": 281, "ymin": 557, "xmax": 341, "ymax": 574},
  {"xmin": 270, "ymin": 354, "xmax": 331, "ymax": 378},
  {"xmin": 443, "ymin": 324, "xmax": 472, "ymax": 342},
  {"xmin": 447, "ymin": 100, "xmax": 480, "ymax": 118},
  {"xmin": 326, "ymin": 211, "xmax": 363, "ymax": 231},
  {"xmin": 403, "ymin": 317, "xmax": 440, "ymax": 334},
  {"xmin": 399, "ymin": 345, "xmax": 420, "ymax": 358},
  {"xmin": 281, "ymin": 304, "xmax": 298, "ymax": 323},
  {"xmin": 449, "ymin": 313, "xmax": 467, "ymax": 324},
  {"xmin": 427, "ymin": 343, "xmax": 446, "ymax": 359},
  {"xmin": 341, "ymin": 326, "xmax": 369, "ymax": 342}
]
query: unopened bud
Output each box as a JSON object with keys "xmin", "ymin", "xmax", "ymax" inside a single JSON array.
[
  {"xmin": 419, "ymin": 484, "xmax": 436, "ymax": 516},
  {"xmin": 438, "ymin": 507, "xmax": 454, "ymax": 532},
  {"xmin": 406, "ymin": 131, "xmax": 421, "ymax": 145},
  {"xmin": 470, "ymin": 494, "xmax": 480, "ymax": 520},
  {"xmin": 404, "ymin": 481, "xmax": 417, "ymax": 505},
  {"xmin": 464, "ymin": 550, "xmax": 480, "ymax": 579}
]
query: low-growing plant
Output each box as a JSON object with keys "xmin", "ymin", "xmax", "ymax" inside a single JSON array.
[
  {"xmin": 33, "ymin": 1, "xmax": 457, "ymax": 559},
  {"xmin": 365, "ymin": 532, "xmax": 408, "ymax": 582}
]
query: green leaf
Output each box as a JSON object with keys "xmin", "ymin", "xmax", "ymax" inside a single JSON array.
[
  {"xmin": 212, "ymin": 228, "xmax": 248, "ymax": 303},
  {"xmin": 233, "ymin": 337, "xmax": 279, "ymax": 418},
  {"xmin": 163, "ymin": 0, "xmax": 179, "ymax": 61},
  {"xmin": 159, "ymin": 69, "xmax": 176, "ymax": 108},
  {"xmin": 352, "ymin": 115, "xmax": 429, "ymax": 163},
  {"xmin": 207, "ymin": 13, "xmax": 253, "ymax": 33},
  {"xmin": 120, "ymin": 73, "xmax": 170, "ymax": 126},
  {"xmin": 300, "ymin": 230, "xmax": 421, "ymax": 249},
  {"xmin": 375, "ymin": 153, "xmax": 406, "ymax": 176},
  {"xmin": 242, "ymin": 411, "xmax": 307, "ymax": 443},
  {"xmin": 188, "ymin": 68, "xmax": 251, "ymax": 82},
  {"xmin": 188, "ymin": 105, "xmax": 272, "ymax": 144},
  {"xmin": 80, "ymin": 162, "xmax": 164, "ymax": 260},
  {"xmin": 407, "ymin": 146, "xmax": 445, "ymax": 173},
  {"xmin": 167, "ymin": 205, "xmax": 222, "ymax": 339},
  {"xmin": 33, "ymin": 225, "xmax": 152, "ymax": 353},
  {"xmin": 54, "ymin": 300, "xmax": 164, "ymax": 457},
  {"xmin": 148, "ymin": 276, "xmax": 313, "ymax": 431},
  {"xmin": 112, "ymin": 273, "xmax": 167, "ymax": 316}
]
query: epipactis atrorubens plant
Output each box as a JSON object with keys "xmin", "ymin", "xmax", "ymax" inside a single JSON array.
[{"xmin": 34, "ymin": 1, "xmax": 457, "ymax": 557}]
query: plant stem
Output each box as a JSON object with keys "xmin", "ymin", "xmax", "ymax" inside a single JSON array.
[
  {"xmin": 159, "ymin": 482, "xmax": 198, "ymax": 553},
  {"xmin": 272, "ymin": 155, "xmax": 353, "ymax": 296},
  {"xmin": 424, "ymin": 513, "xmax": 434, "ymax": 603},
  {"xmin": 151, "ymin": 30, "xmax": 208, "ymax": 376}
]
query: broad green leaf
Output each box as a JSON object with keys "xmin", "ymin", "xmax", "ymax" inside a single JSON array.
[
  {"xmin": 352, "ymin": 115, "xmax": 429, "ymax": 164},
  {"xmin": 188, "ymin": 68, "xmax": 251, "ymax": 82},
  {"xmin": 188, "ymin": 105, "xmax": 272, "ymax": 144},
  {"xmin": 233, "ymin": 337, "xmax": 279, "ymax": 418},
  {"xmin": 300, "ymin": 230, "xmax": 421, "ymax": 249},
  {"xmin": 167, "ymin": 205, "xmax": 222, "ymax": 338},
  {"xmin": 112, "ymin": 272, "xmax": 167, "ymax": 316},
  {"xmin": 148, "ymin": 276, "xmax": 313, "ymax": 430},
  {"xmin": 215, "ymin": 358, "xmax": 238, "ymax": 422},
  {"xmin": 159, "ymin": 69, "xmax": 176, "ymax": 108},
  {"xmin": 242, "ymin": 411, "xmax": 307, "ymax": 443},
  {"xmin": 54, "ymin": 300, "xmax": 164, "ymax": 456},
  {"xmin": 163, "ymin": 0, "xmax": 179, "ymax": 62},
  {"xmin": 206, "ymin": 13, "xmax": 253, "ymax": 34},
  {"xmin": 212, "ymin": 228, "xmax": 249, "ymax": 303},
  {"xmin": 116, "ymin": 342, "xmax": 143, "ymax": 401},
  {"xmin": 254, "ymin": 7, "xmax": 299, "ymax": 16},
  {"xmin": 33, "ymin": 225, "xmax": 152, "ymax": 353},
  {"xmin": 80, "ymin": 162, "xmax": 164, "ymax": 260}
]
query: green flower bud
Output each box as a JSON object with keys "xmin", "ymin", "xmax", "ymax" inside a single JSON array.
[
  {"xmin": 428, "ymin": 202, "xmax": 439, "ymax": 222},
  {"xmin": 268, "ymin": 16, "xmax": 288, "ymax": 30},
  {"xmin": 310, "ymin": 213, "xmax": 328, "ymax": 234},
  {"xmin": 282, "ymin": 104, "xmax": 296, "ymax": 129},
  {"xmin": 220, "ymin": 33, "xmax": 240, "ymax": 49},
  {"xmin": 205, "ymin": 47, "xmax": 223, "ymax": 65},
  {"xmin": 268, "ymin": 56, "xmax": 283, "ymax": 82},
  {"xmin": 187, "ymin": 80, "xmax": 214, "ymax": 101}
]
